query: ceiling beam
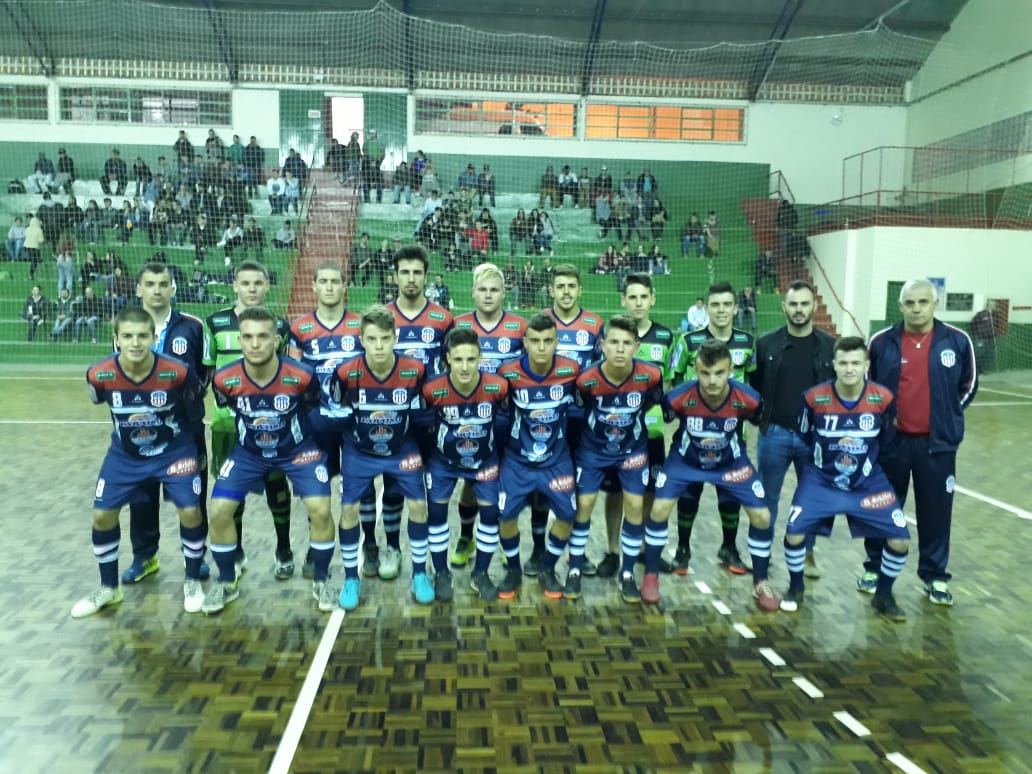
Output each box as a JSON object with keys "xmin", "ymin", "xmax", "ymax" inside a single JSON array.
[{"xmin": 746, "ymin": 0, "xmax": 805, "ymax": 101}]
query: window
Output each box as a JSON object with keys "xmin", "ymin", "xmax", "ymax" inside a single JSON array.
[
  {"xmin": 0, "ymin": 85, "xmax": 48, "ymax": 121},
  {"xmin": 585, "ymin": 104, "xmax": 744, "ymax": 142},
  {"xmin": 59, "ymin": 87, "xmax": 231, "ymax": 125},
  {"xmin": 415, "ymin": 98, "xmax": 576, "ymax": 137}
]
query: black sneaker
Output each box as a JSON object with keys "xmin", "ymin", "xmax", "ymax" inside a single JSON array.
[
  {"xmin": 872, "ymin": 593, "xmax": 907, "ymax": 622},
  {"xmin": 564, "ymin": 571, "xmax": 582, "ymax": 600},
  {"xmin": 716, "ymin": 545, "xmax": 748, "ymax": 575},
  {"xmin": 780, "ymin": 586, "xmax": 804, "ymax": 612},
  {"xmin": 670, "ymin": 545, "xmax": 692, "ymax": 576},
  {"xmin": 538, "ymin": 568, "xmax": 564, "ymax": 599},
  {"xmin": 596, "ymin": 552, "xmax": 620, "ymax": 578},
  {"xmin": 361, "ymin": 544, "xmax": 380, "ymax": 578},
  {"xmin": 523, "ymin": 546, "xmax": 546, "ymax": 576},
  {"xmin": 470, "ymin": 572, "xmax": 499, "ymax": 601},
  {"xmin": 301, "ymin": 549, "xmax": 314, "ymax": 580},
  {"xmin": 274, "ymin": 547, "xmax": 295, "ymax": 580},
  {"xmin": 497, "ymin": 568, "xmax": 522, "ymax": 600},
  {"xmin": 580, "ymin": 557, "xmax": 598, "ymax": 577},
  {"xmin": 434, "ymin": 569, "xmax": 454, "ymax": 603},
  {"xmin": 620, "ymin": 572, "xmax": 640, "ymax": 604}
]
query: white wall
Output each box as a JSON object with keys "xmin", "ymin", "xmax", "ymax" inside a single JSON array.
[{"xmin": 810, "ymin": 226, "xmax": 1032, "ymax": 334}]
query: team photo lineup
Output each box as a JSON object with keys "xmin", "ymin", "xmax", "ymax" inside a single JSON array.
[{"xmin": 75, "ymin": 245, "xmax": 977, "ymax": 623}]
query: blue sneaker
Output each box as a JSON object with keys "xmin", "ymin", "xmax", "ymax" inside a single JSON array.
[
  {"xmin": 411, "ymin": 572, "xmax": 435, "ymax": 605},
  {"xmin": 122, "ymin": 556, "xmax": 159, "ymax": 584},
  {"xmin": 339, "ymin": 577, "xmax": 361, "ymax": 610}
]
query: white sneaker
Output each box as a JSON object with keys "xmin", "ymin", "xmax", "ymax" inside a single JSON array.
[
  {"xmin": 378, "ymin": 546, "xmax": 402, "ymax": 580},
  {"xmin": 71, "ymin": 585, "xmax": 124, "ymax": 618},
  {"xmin": 183, "ymin": 578, "xmax": 205, "ymax": 613},
  {"xmin": 201, "ymin": 581, "xmax": 239, "ymax": 614},
  {"xmin": 313, "ymin": 581, "xmax": 339, "ymax": 612}
]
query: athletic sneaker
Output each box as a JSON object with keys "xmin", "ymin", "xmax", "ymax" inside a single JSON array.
[
  {"xmin": 470, "ymin": 572, "xmax": 499, "ymax": 602},
  {"xmin": 497, "ymin": 568, "xmax": 522, "ymax": 599},
  {"xmin": 411, "ymin": 572, "xmax": 435, "ymax": 605},
  {"xmin": 641, "ymin": 572, "xmax": 660, "ymax": 604},
  {"xmin": 620, "ymin": 572, "xmax": 640, "ymax": 604},
  {"xmin": 378, "ymin": 546, "xmax": 402, "ymax": 580},
  {"xmin": 361, "ymin": 544, "xmax": 380, "ymax": 578},
  {"xmin": 872, "ymin": 593, "xmax": 907, "ymax": 622},
  {"xmin": 717, "ymin": 545, "xmax": 748, "ymax": 575},
  {"xmin": 565, "ymin": 569, "xmax": 582, "ymax": 598},
  {"xmin": 538, "ymin": 568, "xmax": 564, "ymax": 599},
  {"xmin": 780, "ymin": 587, "xmax": 804, "ymax": 613},
  {"xmin": 925, "ymin": 580, "xmax": 954, "ymax": 606},
  {"xmin": 201, "ymin": 581, "xmax": 239, "ymax": 614},
  {"xmin": 434, "ymin": 570, "xmax": 454, "ymax": 603},
  {"xmin": 313, "ymin": 581, "xmax": 338, "ymax": 612},
  {"xmin": 121, "ymin": 557, "xmax": 159, "ymax": 584},
  {"xmin": 71, "ymin": 585, "xmax": 124, "ymax": 618},
  {"xmin": 449, "ymin": 537, "xmax": 473, "ymax": 569},
  {"xmin": 669, "ymin": 545, "xmax": 692, "ymax": 576},
  {"xmin": 523, "ymin": 547, "xmax": 546, "ymax": 577},
  {"xmin": 301, "ymin": 550, "xmax": 314, "ymax": 580},
  {"xmin": 595, "ymin": 552, "xmax": 620, "ymax": 578},
  {"xmin": 274, "ymin": 547, "xmax": 295, "ymax": 580},
  {"xmin": 183, "ymin": 579, "xmax": 205, "ymax": 613},
  {"xmin": 803, "ymin": 551, "xmax": 821, "ymax": 579},
  {"xmin": 580, "ymin": 557, "xmax": 598, "ymax": 577},
  {"xmin": 753, "ymin": 580, "xmax": 781, "ymax": 612},
  {"xmin": 856, "ymin": 571, "xmax": 879, "ymax": 594},
  {"xmin": 339, "ymin": 577, "xmax": 361, "ymax": 610}
]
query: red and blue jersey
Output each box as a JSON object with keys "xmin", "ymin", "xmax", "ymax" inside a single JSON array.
[
  {"xmin": 499, "ymin": 355, "xmax": 580, "ymax": 466},
  {"xmin": 329, "ymin": 355, "xmax": 426, "ymax": 456},
  {"xmin": 662, "ymin": 379, "xmax": 761, "ymax": 469},
  {"xmin": 421, "ymin": 372, "xmax": 509, "ymax": 469},
  {"xmin": 212, "ymin": 357, "xmax": 321, "ymax": 459},
  {"xmin": 799, "ymin": 379, "xmax": 896, "ymax": 491},
  {"xmin": 577, "ymin": 359, "xmax": 664, "ymax": 457},
  {"xmin": 454, "ymin": 311, "xmax": 527, "ymax": 374},
  {"xmin": 546, "ymin": 307, "xmax": 604, "ymax": 369},
  {"xmin": 288, "ymin": 309, "xmax": 364, "ymax": 417},
  {"xmin": 87, "ymin": 353, "xmax": 201, "ymax": 459},
  {"xmin": 388, "ymin": 300, "xmax": 453, "ymax": 376}
]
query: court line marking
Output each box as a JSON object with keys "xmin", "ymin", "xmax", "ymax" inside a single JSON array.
[
  {"xmin": 979, "ymin": 387, "xmax": 1032, "ymax": 399},
  {"xmin": 970, "ymin": 401, "xmax": 1032, "ymax": 407},
  {"xmin": 885, "ymin": 752, "xmax": 929, "ymax": 774},
  {"xmin": 759, "ymin": 647, "xmax": 786, "ymax": 667},
  {"xmin": 0, "ymin": 375, "xmax": 83, "ymax": 381},
  {"xmin": 711, "ymin": 600, "xmax": 731, "ymax": 615},
  {"xmin": 732, "ymin": 622, "xmax": 755, "ymax": 639},
  {"xmin": 833, "ymin": 710, "xmax": 871, "ymax": 737},
  {"xmin": 268, "ymin": 608, "xmax": 345, "ymax": 774},
  {"xmin": 694, "ymin": 581, "xmax": 712, "ymax": 595},
  {"xmin": 792, "ymin": 676, "xmax": 825, "ymax": 699},
  {"xmin": 955, "ymin": 484, "xmax": 1032, "ymax": 521},
  {"xmin": 0, "ymin": 419, "xmax": 109, "ymax": 425}
]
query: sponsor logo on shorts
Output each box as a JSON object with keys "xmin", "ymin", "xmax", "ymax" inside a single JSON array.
[
  {"xmin": 549, "ymin": 475, "xmax": 575, "ymax": 492},
  {"xmin": 476, "ymin": 464, "xmax": 499, "ymax": 482},
  {"xmin": 891, "ymin": 509, "xmax": 907, "ymax": 528},
  {"xmin": 192, "ymin": 476, "xmax": 202, "ymax": 495},
  {"xmin": 860, "ymin": 491, "xmax": 897, "ymax": 509},
  {"xmin": 945, "ymin": 475, "xmax": 955, "ymax": 494},
  {"xmin": 399, "ymin": 454, "xmax": 423, "ymax": 471},
  {"xmin": 721, "ymin": 465, "xmax": 754, "ymax": 484},
  {"xmin": 621, "ymin": 452, "xmax": 648, "ymax": 470},
  {"xmin": 166, "ymin": 457, "xmax": 198, "ymax": 476},
  {"xmin": 940, "ymin": 349, "xmax": 956, "ymax": 368},
  {"xmin": 293, "ymin": 449, "xmax": 322, "ymax": 466}
]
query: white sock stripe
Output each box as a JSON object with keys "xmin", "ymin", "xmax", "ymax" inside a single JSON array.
[
  {"xmin": 92, "ymin": 540, "xmax": 119, "ymax": 555},
  {"xmin": 211, "ymin": 543, "xmax": 236, "ymax": 554},
  {"xmin": 97, "ymin": 552, "xmax": 119, "ymax": 563},
  {"xmin": 181, "ymin": 538, "xmax": 205, "ymax": 551},
  {"xmin": 310, "ymin": 540, "xmax": 335, "ymax": 551},
  {"xmin": 182, "ymin": 547, "xmax": 205, "ymax": 559},
  {"xmin": 503, "ymin": 545, "xmax": 520, "ymax": 558}
]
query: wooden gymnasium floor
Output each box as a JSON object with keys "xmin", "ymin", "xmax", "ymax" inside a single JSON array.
[{"xmin": 1, "ymin": 367, "xmax": 1030, "ymax": 774}]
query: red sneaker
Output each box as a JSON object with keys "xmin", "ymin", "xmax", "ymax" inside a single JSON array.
[
  {"xmin": 641, "ymin": 572, "xmax": 660, "ymax": 604},
  {"xmin": 753, "ymin": 580, "xmax": 781, "ymax": 612}
]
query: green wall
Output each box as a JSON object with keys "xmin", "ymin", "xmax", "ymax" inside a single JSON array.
[{"xmin": 278, "ymin": 91, "xmax": 326, "ymax": 168}]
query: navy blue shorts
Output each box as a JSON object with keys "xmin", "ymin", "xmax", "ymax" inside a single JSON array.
[
  {"xmin": 499, "ymin": 455, "xmax": 576, "ymax": 523},
  {"xmin": 212, "ymin": 445, "xmax": 330, "ymax": 502},
  {"xmin": 95, "ymin": 441, "xmax": 201, "ymax": 511},
  {"xmin": 426, "ymin": 454, "xmax": 499, "ymax": 505},
  {"xmin": 787, "ymin": 469, "xmax": 911, "ymax": 540},
  {"xmin": 599, "ymin": 435, "xmax": 666, "ymax": 494},
  {"xmin": 339, "ymin": 442, "xmax": 426, "ymax": 505},
  {"xmin": 654, "ymin": 457, "xmax": 766, "ymax": 510},
  {"xmin": 576, "ymin": 445, "xmax": 650, "ymax": 497}
]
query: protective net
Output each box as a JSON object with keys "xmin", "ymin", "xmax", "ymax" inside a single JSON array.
[{"xmin": 0, "ymin": 0, "xmax": 1028, "ymax": 373}]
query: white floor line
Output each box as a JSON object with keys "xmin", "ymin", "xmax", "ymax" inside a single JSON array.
[
  {"xmin": 792, "ymin": 676, "xmax": 824, "ymax": 699},
  {"xmin": 955, "ymin": 484, "xmax": 1032, "ymax": 521},
  {"xmin": 732, "ymin": 622, "xmax": 755, "ymax": 639},
  {"xmin": 712, "ymin": 600, "xmax": 731, "ymax": 615},
  {"xmin": 979, "ymin": 387, "xmax": 1032, "ymax": 400},
  {"xmin": 0, "ymin": 419, "xmax": 109, "ymax": 425},
  {"xmin": 268, "ymin": 608, "xmax": 345, "ymax": 774},
  {"xmin": 885, "ymin": 752, "xmax": 929, "ymax": 774},
  {"xmin": 759, "ymin": 647, "xmax": 786, "ymax": 667},
  {"xmin": 969, "ymin": 401, "xmax": 1032, "ymax": 407},
  {"xmin": 694, "ymin": 581, "xmax": 712, "ymax": 595},
  {"xmin": 833, "ymin": 710, "xmax": 871, "ymax": 737}
]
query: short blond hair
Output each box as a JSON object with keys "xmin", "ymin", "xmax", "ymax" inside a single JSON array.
[{"xmin": 473, "ymin": 262, "xmax": 504, "ymax": 287}]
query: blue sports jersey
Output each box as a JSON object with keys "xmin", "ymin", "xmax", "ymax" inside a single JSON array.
[
  {"xmin": 329, "ymin": 355, "xmax": 425, "ymax": 457},
  {"xmin": 421, "ymin": 372, "xmax": 509, "ymax": 470},
  {"xmin": 87, "ymin": 353, "xmax": 202, "ymax": 459},
  {"xmin": 662, "ymin": 378, "xmax": 761, "ymax": 470},
  {"xmin": 499, "ymin": 354, "xmax": 580, "ymax": 466},
  {"xmin": 288, "ymin": 309, "xmax": 364, "ymax": 418},
  {"xmin": 454, "ymin": 311, "xmax": 527, "ymax": 374},
  {"xmin": 545, "ymin": 307, "xmax": 604, "ymax": 369},
  {"xmin": 576, "ymin": 359, "xmax": 664, "ymax": 458},
  {"xmin": 388, "ymin": 300, "xmax": 453, "ymax": 376}
]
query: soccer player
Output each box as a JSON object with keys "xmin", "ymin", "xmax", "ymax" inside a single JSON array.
[
  {"xmin": 123, "ymin": 260, "xmax": 214, "ymax": 585},
  {"xmin": 330, "ymin": 306, "xmax": 429, "ymax": 609},
  {"xmin": 861, "ymin": 278, "xmax": 977, "ymax": 606},
  {"xmin": 565, "ymin": 315, "xmax": 663, "ymax": 602},
  {"xmin": 666, "ymin": 281, "xmax": 757, "ymax": 575},
  {"xmin": 422, "ymin": 328, "xmax": 510, "ymax": 601},
  {"xmin": 287, "ymin": 262, "xmax": 363, "ymax": 577},
  {"xmin": 496, "ymin": 314, "xmax": 580, "ymax": 600},
  {"xmin": 450, "ymin": 263, "xmax": 527, "ymax": 569},
  {"xmin": 206, "ymin": 260, "xmax": 295, "ymax": 578},
  {"xmin": 782, "ymin": 337, "xmax": 910, "ymax": 621},
  {"xmin": 73, "ymin": 307, "xmax": 206, "ymax": 618},
  {"xmin": 595, "ymin": 272, "xmax": 675, "ymax": 578},
  {"xmin": 202, "ymin": 307, "xmax": 336, "ymax": 614},
  {"xmin": 646, "ymin": 340, "xmax": 780, "ymax": 610}
]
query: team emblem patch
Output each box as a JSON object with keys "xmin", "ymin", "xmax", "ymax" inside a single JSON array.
[
  {"xmin": 940, "ymin": 349, "xmax": 956, "ymax": 367},
  {"xmin": 731, "ymin": 350, "xmax": 746, "ymax": 366},
  {"xmin": 626, "ymin": 392, "xmax": 641, "ymax": 408},
  {"xmin": 171, "ymin": 336, "xmax": 188, "ymax": 356},
  {"xmin": 859, "ymin": 413, "xmax": 876, "ymax": 431},
  {"xmin": 650, "ymin": 345, "xmax": 663, "ymax": 361},
  {"xmin": 274, "ymin": 395, "xmax": 290, "ymax": 412},
  {"xmin": 315, "ymin": 465, "xmax": 329, "ymax": 483},
  {"xmin": 724, "ymin": 418, "xmax": 737, "ymax": 432},
  {"xmin": 150, "ymin": 391, "xmax": 167, "ymax": 408},
  {"xmin": 341, "ymin": 335, "xmax": 356, "ymax": 351},
  {"xmin": 654, "ymin": 471, "xmax": 668, "ymax": 489},
  {"xmin": 549, "ymin": 385, "xmax": 565, "ymax": 401},
  {"xmin": 945, "ymin": 475, "xmax": 955, "ymax": 494},
  {"xmin": 497, "ymin": 337, "xmax": 511, "ymax": 353},
  {"xmin": 891, "ymin": 509, "xmax": 907, "ymax": 528},
  {"xmin": 751, "ymin": 481, "xmax": 765, "ymax": 499},
  {"xmin": 392, "ymin": 389, "xmax": 409, "ymax": 405},
  {"xmin": 421, "ymin": 326, "xmax": 436, "ymax": 343},
  {"xmin": 575, "ymin": 330, "xmax": 590, "ymax": 346},
  {"xmin": 478, "ymin": 402, "xmax": 493, "ymax": 418}
]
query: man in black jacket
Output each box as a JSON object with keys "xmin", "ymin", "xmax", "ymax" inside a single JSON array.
[{"xmin": 749, "ymin": 280, "xmax": 836, "ymax": 577}]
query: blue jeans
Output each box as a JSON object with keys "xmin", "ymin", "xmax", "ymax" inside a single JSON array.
[
  {"xmin": 393, "ymin": 184, "xmax": 411, "ymax": 204},
  {"xmin": 757, "ymin": 423, "xmax": 815, "ymax": 550},
  {"xmin": 5, "ymin": 237, "xmax": 23, "ymax": 259}
]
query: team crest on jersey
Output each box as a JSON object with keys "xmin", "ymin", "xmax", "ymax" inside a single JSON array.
[
  {"xmin": 575, "ymin": 330, "xmax": 590, "ymax": 346},
  {"xmin": 171, "ymin": 337, "xmax": 188, "ymax": 356},
  {"xmin": 341, "ymin": 336, "xmax": 357, "ymax": 351},
  {"xmin": 478, "ymin": 402, "xmax": 493, "ymax": 418},
  {"xmin": 940, "ymin": 349, "xmax": 956, "ymax": 367},
  {"xmin": 392, "ymin": 388, "xmax": 409, "ymax": 405},
  {"xmin": 497, "ymin": 337, "xmax": 511, "ymax": 353},
  {"xmin": 724, "ymin": 418, "xmax": 737, "ymax": 432},
  {"xmin": 650, "ymin": 345, "xmax": 663, "ymax": 361},
  {"xmin": 731, "ymin": 350, "xmax": 746, "ymax": 366},
  {"xmin": 858, "ymin": 413, "xmax": 876, "ymax": 431},
  {"xmin": 626, "ymin": 392, "xmax": 641, "ymax": 408},
  {"xmin": 421, "ymin": 326, "xmax": 436, "ymax": 343},
  {"xmin": 150, "ymin": 391, "xmax": 167, "ymax": 407},
  {"xmin": 549, "ymin": 385, "xmax": 565, "ymax": 401},
  {"xmin": 273, "ymin": 395, "xmax": 290, "ymax": 412}
]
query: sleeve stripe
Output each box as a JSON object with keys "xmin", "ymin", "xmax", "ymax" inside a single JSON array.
[{"xmin": 943, "ymin": 323, "xmax": 978, "ymax": 408}]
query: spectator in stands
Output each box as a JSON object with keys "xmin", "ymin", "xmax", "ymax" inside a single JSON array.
[
  {"xmin": 594, "ymin": 166, "xmax": 613, "ymax": 198},
  {"xmin": 150, "ymin": 196, "xmax": 171, "ymax": 245},
  {"xmin": 411, "ymin": 150, "xmax": 427, "ymax": 190},
  {"xmin": 28, "ymin": 152, "xmax": 55, "ymax": 194},
  {"xmin": 736, "ymin": 286, "xmax": 758, "ymax": 331},
  {"xmin": 168, "ymin": 201, "xmax": 188, "ymax": 246},
  {"xmin": 37, "ymin": 193, "xmax": 65, "ymax": 248},
  {"xmin": 620, "ymin": 171, "xmax": 638, "ymax": 208},
  {"xmin": 592, "ymin": 250, "xmax": 612, "ymax": 275},
  {"xmin": 477, "ymin": 165, "xmax": 496, "ymax": 208},
  {"xmin": 130, "ymin": 197, "xmax": 153, "ymax": 245},
  {"xmin": 78, "ymin": 200, "xmax": 101, "ymax": 244},
  {"xmin": 531, "ymin": 209, "xmax": 555, "ymax": 256},
  {"xmin": 684, "ymin": 297, "xmax": 709, "ymax": 331},
  {"xmin": 117, "ymin": 200, "xmax": 135, "ymax": 245},
  {"xmin": 99, "ymin": 197, "xmax": 120, "ymax": 234},
  {"xmin": 132, "ymin": 157, "xmax": 152, "ymax": 196},
  {"xmin": 267, "ymin": 170, "xmax": 286, "ymax": 214},
  {"xmin": 342, "ymin": 132, "xmax": 362, "ymax": 183},
  {"xmin": 190, "ymin": 213, "xmax": 215, "ymax": 266},
  {"xmin": 73, "ymin": 286, "xmax": 105, "ymax": 343},
  {"xmin": 477, "ymin": 208, "xmax": 499, "ymax": 254},
  {"xmin": 283, "ymin": 171, "xmax": 301, "ymax": 214},
  {"xmin": 325, "ymin": 138, "xmax": 345, "ymax": 179},
  {"xmin": 631, "ymin": 244, "xmax": 650, "ymax": 274},
  {"xmin": 420, "ymin": 189, "xmax": 443, "ymax": 220},
  {"xmin": 537, "ymin": 256, "xmax": 555, "ymax": 307},
  {"xmin": 49, "ymin": 288, "xmax": 75, "ymax": 341},
  {"xmin": 650, "ymin": 197, "xmax": 669, "ymax": 240},
  {"xmin": 392, "ymin": 161, "xmax": 413, "ymax": 205},
  {"xmin": 100, "ymin": 149, "xmax": 128, "ymax": 196},
  {"xmin": 503, "ymin": 260, "xmax": 519, "ymax": 309},
  {"xmin": 242, "ymin": 217, "xmax": 264, "ymax": 259},
  {"xmin": 173, "ymin": 130, "xmax": 194, "ymax": 162},
  {"xmin": 361, "ymin": 131, "xmax": 384, "ymax": 202},
  {"xmin": 754, "ymin": 248, "xmax": 778, "ymax": 292},
  {"xmin": 557, "ymin": 165, "xmax": 578, "ymax": 209},
  {"xmin": 703, "ymin": 211, "xmax": 720, "ymax": 258},
  {"xmin": 227, "ymin": 134, "xmax": 244, "ymax": 167},
  {"xmin": 21, "ymin": 285, "xmax": 48, "ymax": 341},
  {"xmin": 509, "ymin": 209, "xmax": 530, "ymax": 256},
  {"xmin": 419, "ymin": 161, "xmax": 439, "ymax": 198},
  {"xmin": 613, "ymin": 252, "xmax": 630, "ymax": 293},
  {"xmin": 776, "ymin": 198, "xmax": 799, "ymax": 261},
  {"xmin": 434, "ymin": 273, "xmax": 451, "ymax": 309},
  {"xmin": 379, "ymin": 272, "xmax": 397, "ymax": 304},
  {"xmin": 55, "ymin": 241, "xmax": 75, "ymax": 295},
  {"xmin": 54, "ymin": 148, "xmax": 76, "ymax": 194},
  {"xmin": 595, "ymin": 192, "xmax": 613, "ymax": 239},
  {"xmin": 540, "ymin": 165, "xmax": 558, "ymax": 209},
  {"xmin": 374, "ymin": 238, "xmax": 396, "ymax": 285},
  {"xmin": 442, "ymin": 244, "xmax": 459, "ymax": 272},
  {"xmin": 79, "ymin": 250, "xmax": 98, "ymax": 287},
  {"xmin": 217, "ymin": 217, "xmax": 244, "ymax": 266},
  {"xmin": 681, "ymin": 213, "xmax": 704, "ymax": 257},
  {"xmin": 578, "ymin": 167, "xmax": 592, "ymax": 211},
  {"xmin": 519, "ymin": 260, "xmax": 538, "ymax": 309},
  {"xmin": 467, "ymin": 219, "xmax": 490, "ymax": 261},
  {"xmin": 418, "ymin": 209, "xmax": 444, "ymax": 253},
  {"xmin": 94, "ymin": 251, "xmax": 115, "ymax": 287},
  {"xmin": 110, "ymin": 266, "xmax": 135, "ymax": 311},
  {"xmin": 630, "ymin": 204, "xmax": 651, "ymax": 243},
  {"xmin": 971, "ymin": 302, "xmax": 998, "ymax": 374},
  {"xmin": 609, "ymin": 195, "xmax": 630, "ymax": 242},
  {"xmin": 637, "ymin": 168, "xmax": 658, "ymax": 220},
  {"xmin": 457, "ymin": 164, "xmax": 478, "ymax": 205},
  {"xmin": 352, "ymin": 232, "xmax": 375, "ymax": 286},
  {"xmin": 62, "ymin": 195, "xmax": 83, "ymax": 237},
  {"xmin": 649, "ymin": 244, "xmax": 670, "ymax": 275},
  {"xmin": 282, "ymin": 148, "xmax": 308, "ymax": 187},
  {"xmin": 6, "ymin": 216, "xmax": 26, "ymax": 260},
  {"xmin": 242, "ymin": 136, "xmax": 264, "ymax": 198},
  {"xmin": 152, "ymin": 155, "xmax": 174, "ymax": 190},
  {"xmin": 272, "ymin": 220, "xmax": 296, "ymax": 249}
]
